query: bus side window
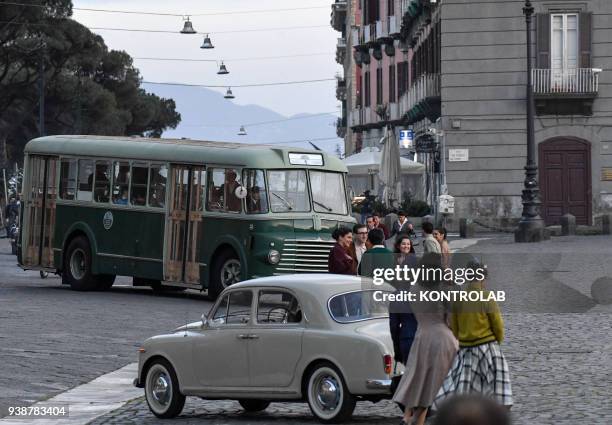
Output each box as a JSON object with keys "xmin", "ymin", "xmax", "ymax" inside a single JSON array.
[
  {"xmin": 207, "ymin": 169, "xmax": 225, "ymax": 211},
  {"xmin": 77, "ymin": 159, "xmax": 94, "ymax": 202},
  {"xmin": 243, "ymin": 169, "xmax": 268, "ymax": 214},
  {"xmin": 206, "ymin": 168, "xmax": 242, "ymax": 213},
  {"xmin": 131, "ymin": 163, "xmax": 148, "ymax": 206},
  {"xmin": 59, "ymin": 159, "xmax": 77, "ymax": 200},
  {"xmin": 94, "ymin": 161, "xmax": 111, "ymax": 203},
  {"xmin": 112, "ymin": 161, "xmax": 130, "ymax": 205},
  {"xmin": 149, "ymin": 165, "xmax": 167, "ymax": 208}
]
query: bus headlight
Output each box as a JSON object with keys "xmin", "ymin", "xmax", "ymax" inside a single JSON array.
[{"xmin": 267, "ymin": 249, "xmax": 281, "ymax": 265}]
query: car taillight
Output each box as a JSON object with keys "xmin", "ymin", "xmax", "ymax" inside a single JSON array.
[{"xmin": 383, "ymin": 354, "xmax": 392, "ymax": 374}]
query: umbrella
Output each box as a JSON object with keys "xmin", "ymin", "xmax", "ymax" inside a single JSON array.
[{"xmin": 379, "ymin": 126, "xmax": 402, "ymax": 207}]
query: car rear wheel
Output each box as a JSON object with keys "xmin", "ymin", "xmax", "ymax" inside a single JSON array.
[
  {"xmin": 238, "ymin": 399, "xmax": 271, "ymax": 412},
  {"xmin": 144, "ymin": 359, "xmax": 185, "ymax": 419},
  {"xmin": 306, "ymin": 363, "xmax": 356, "ymax": 423}
]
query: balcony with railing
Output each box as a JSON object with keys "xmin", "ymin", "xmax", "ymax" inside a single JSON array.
[
  {"xmin": 336, "ymin": 37, "xmax": 347, "ymax": 64},
  {"xmin": 331, "ymin": 0, "xmax": 348, "ymax": 32},
  {"xmin": 336, "ymin": 76, "xmax": 347, "ymax": 101},
  {"xmin": 399, "ymin": 73, "xmax": 441, "ymax": 124},
  {"xmin": 350, "ymin": 106, "xmax": 378, "ymax": 129},
  {"xmin": 533, "ymin": 68, "xmax": 601, "ymax": 115}
]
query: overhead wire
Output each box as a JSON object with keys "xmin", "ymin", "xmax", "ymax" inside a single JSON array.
[
  {"xmin": 141, "ymin": 78, "xmax": 335, "ymax": 88},
  {"xmin": 181, "ymin": 111, "xmax": 341, "ymax": 128},
  {"xmin": 0, "ymin": 20, "xmax": 329, "ymax": 35},
  {"xmin": 133, "ymin": 52, "xmax": 334, "ymax": 63},
  {"xmin": 0, "ymin": 2, "xmax": 330, "ymax": 17}
]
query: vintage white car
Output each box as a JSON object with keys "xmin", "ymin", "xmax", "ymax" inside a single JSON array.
[{"xmin": 133, "ymin": 274, "xmax": 397, "ymax": 423}]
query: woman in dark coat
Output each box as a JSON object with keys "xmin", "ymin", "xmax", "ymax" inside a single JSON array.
[
  {"xmin": 328, "ymin": 227, "xmax": 357, "ymax": 275},
  {"xmin": 390, "ymin": 235, "xmax": 418, "ymax": 365}
]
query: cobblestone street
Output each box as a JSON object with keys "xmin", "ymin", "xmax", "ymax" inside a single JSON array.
[{"xmin": 90, "ymin": 235, "xmax": 612, "ymax": 424}]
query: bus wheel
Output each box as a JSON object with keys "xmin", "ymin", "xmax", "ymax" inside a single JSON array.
[
  {"xmin": 63, "ymin": 236, "xmax": 97, "ymax": 291},
  {"xmin": 209, "ymin": 250, "xmax": 241, "ymax": 299}
]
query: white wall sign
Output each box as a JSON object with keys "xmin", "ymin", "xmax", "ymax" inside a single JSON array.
[{"xmin": 449, "ymin": 149, "xmax": 469, "ymax": 162}]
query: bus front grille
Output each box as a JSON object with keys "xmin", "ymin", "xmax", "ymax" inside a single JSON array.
[{"xmin": 275, "ymin": 239, "xmax": 335, "ymax": 274}]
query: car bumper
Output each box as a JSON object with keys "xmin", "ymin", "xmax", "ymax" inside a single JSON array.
[{"xmin": 365, "ymin": 379, "xmax": 392, "ymax": 390}]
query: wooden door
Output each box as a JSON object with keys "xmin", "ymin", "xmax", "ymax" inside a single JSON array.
[
  {"xmin": 164, "ymin": 165, "xmax": 205, "ymax": 284},
  {"xmin": 539, "ymin": 138, "xmax": 591, "ymax": 225},
  {"xmin": 23, "ymin": 156, "xmax": 58, "ymax": 268}
]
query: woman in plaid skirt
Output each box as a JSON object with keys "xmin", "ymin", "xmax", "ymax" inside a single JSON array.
[{"xmin": 432, "ymin": 261, "xmax": 513, "ymax": 410}]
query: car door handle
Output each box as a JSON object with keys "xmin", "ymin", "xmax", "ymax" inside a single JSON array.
[
  {"xmin": 237, "ymin": 334, "xmax": 250, "ymax": 340},
  {"xmin": 248, "ymin": 334, "xmax": 259, "ymax": 340}
]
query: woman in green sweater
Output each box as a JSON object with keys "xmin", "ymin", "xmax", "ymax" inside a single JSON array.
[{"xmin": 432, "ymin": 260, "xmax": 513, "ymax": 410}]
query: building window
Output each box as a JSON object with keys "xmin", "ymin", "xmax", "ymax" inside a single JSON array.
[
  {"xmin": 376, "ymin": 67, "xmax": 383, "ymax": 105},
  {"xmin": 551, "ymin": 14, "xmax": 578, "ymax": 73},
  {"xmin": 389, "ymin": 64, "xmax": 396, "ymax": 102},
  {"xmin": 387, "ymin": 0, "xmax": 394, "ymax": 16}
]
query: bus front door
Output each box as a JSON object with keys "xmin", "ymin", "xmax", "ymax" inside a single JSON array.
[
  {"xmin": 22, "ymin": 155, "xmax": 58, "ymax": 269},
  {"xmin": 164, "ymin": 165, "xmax": 205, "ymax": 285}
]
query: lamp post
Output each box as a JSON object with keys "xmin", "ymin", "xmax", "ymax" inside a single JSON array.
[
  {"xmin": 515, "ymin": 0, "xmax": 548, "ymax": 242},
  {"xmin": 39, "ymin": 39, "xmax": 46, "ymax": 137}
]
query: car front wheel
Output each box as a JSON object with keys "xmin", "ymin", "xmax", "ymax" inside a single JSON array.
[
  {"xmin": 144, "ymin": 359, "xmax": 185, "ymax": 419},
  {"xmin": 306, "ymin": 363, "xmax": 356, "ymax": 423}
]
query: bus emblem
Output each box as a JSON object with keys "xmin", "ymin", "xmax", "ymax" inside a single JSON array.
[{"xmin": 103, "ymin": 211, "xmax": 114, "ymax": 230}]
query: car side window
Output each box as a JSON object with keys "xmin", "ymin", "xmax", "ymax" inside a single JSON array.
[
  {"xmin": 211, "ymin": 291, "xmax": 253, "ymax": 326},
  {"xmin": 211, "ymin": 294, "xmax": 229, "ymax": 325},
  {"xmin": 257, "ymin": 290, "xmax": 302, "ymax": 324}
]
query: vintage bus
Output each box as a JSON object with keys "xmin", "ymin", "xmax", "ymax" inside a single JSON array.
[{"xmin": 19, "ymin": 135, "xmax": 355, "ymax": 299}]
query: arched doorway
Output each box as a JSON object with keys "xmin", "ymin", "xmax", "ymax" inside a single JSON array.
[{"xmin": 539, "ymin": 137, "xmax": 591, "ymax": 225}]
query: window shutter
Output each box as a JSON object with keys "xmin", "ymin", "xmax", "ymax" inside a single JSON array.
[
  {"xmin": 536, "ymin": 13, "xmax": 551, "ymax": 69},
  {"xmin": 579, "ymin": 12, "xmax": 592, "ymax": 68}
]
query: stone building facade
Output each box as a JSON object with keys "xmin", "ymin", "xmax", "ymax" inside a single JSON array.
[{"xmin": 334, "ymin": 0, "xmax": 612, "ymax": 225}]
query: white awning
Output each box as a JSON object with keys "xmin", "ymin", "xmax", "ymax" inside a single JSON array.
[{"xmin": 343, "ymin": 147, "xmax": 425, "ymax": 175}]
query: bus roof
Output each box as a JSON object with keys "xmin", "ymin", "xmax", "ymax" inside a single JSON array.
[{"xmin": 24, "ymin": 135, "xmax": 348, "ymax": 172}]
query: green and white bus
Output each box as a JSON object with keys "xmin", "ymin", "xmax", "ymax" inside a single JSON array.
[{"xmin": 19, "ymin": 136, "xmax": 355, "ymax": 298}]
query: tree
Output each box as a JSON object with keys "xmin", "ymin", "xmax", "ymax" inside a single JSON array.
[{"xmin": 0, "ymin": 1, "xmax": 181, "ymax": 164}]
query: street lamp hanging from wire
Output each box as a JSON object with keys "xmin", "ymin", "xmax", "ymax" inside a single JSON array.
[
  {"xmin": 200, "ymin": 34, "xmax": 214, "ymax": 49},
  {"xmin": 180, "ymin": 16, "xmax": 196, "ymax": 34},
  {"xmin": 238, "ymin": 125, "xmax": 247, "ymax": 136},
  {"xmin": 224, "ymin": 87, "xmax": 235, "ymax": 99},
  {"xmin": 217, "ymin": 61, "xmax": 229, "ymax": 75}
]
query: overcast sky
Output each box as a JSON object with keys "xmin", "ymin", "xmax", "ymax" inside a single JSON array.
[{"xmin": 73, "ymin": 0, "xmax": 341, "ymax": 118}]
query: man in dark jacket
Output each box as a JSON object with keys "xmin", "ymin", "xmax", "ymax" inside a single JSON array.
[{"xmin": 358, "ymin": 228, "xmax": 395, "ymax": 278}]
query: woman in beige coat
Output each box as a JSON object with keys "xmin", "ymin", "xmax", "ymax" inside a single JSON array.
[{"xmin": 392, "ymin": 255, "xmax": 458, "ymax": 425}]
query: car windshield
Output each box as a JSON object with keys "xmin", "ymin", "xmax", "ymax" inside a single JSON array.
[
  {"xmin": 309, "ymin": 171, "xmax": 348, "ymax": 215},
  {"xmin": 267, "ymin": 170, "xmax": 310, "ymax": 212},
  {"xmin": 328, "ymin": 290, "xmax": 389, "ymax": 323}
]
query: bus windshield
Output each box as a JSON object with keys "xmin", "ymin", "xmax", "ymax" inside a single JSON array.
[
  {"xmin": 310, "ymin": 171, "xmax": 348, "ymax": 215},
  {"xmin": 267, "ymin": 170, "xmax": 310, "ymax": 212}
]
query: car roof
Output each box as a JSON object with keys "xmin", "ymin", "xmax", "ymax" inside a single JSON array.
[{"xmin": 230, "ymin": 274, "xmax": 378, "ymax": 298}]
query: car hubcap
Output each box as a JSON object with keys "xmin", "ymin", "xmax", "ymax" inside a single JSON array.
[
  {"xmin": 69, "ymin": 248, "xmax": 86, "ymax": 280},
  {"xmin": 152, "ymin": 373, "xmax": 170, "ymax": 406},
  {"xmin": 220, "ymin": 259, "xmax": 241, "ymax": 288},
  {"xmin": 314, "ymin": 375, "xmax": 341, "ymax": 411}
]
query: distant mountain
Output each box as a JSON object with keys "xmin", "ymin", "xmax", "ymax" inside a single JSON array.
[{"xmin": 142, "ymin": 83, "xmax": 343, "ymax": 154}]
